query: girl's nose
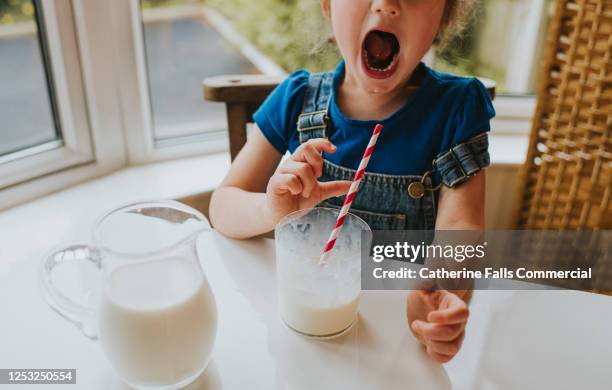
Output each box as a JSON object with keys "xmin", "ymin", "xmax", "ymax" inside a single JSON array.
[{"xmin": 371, "ymin": 0, "xmax": 400, "ymax": 17}]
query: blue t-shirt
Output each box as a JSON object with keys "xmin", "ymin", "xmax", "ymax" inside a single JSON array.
[{"xmin": 253, "ymin": 61, "xmax": 495, "ymax": 181}]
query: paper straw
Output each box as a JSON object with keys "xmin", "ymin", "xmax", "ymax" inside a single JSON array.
[{"xmin": 319, "ymin": 123, "xmax": 383, "ymax": 265}]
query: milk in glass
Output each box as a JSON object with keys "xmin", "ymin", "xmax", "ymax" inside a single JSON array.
[{"xmin": 275, "ymin": 208, "xmax": 369, "ymax": 338}]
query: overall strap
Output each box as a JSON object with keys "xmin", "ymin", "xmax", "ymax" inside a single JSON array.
[
  {"xmin": 297, "ymin": 72, "xmax": 334, "ymax": 144},
  {"xmin": 405, "ymin": 133, "xmax": 491, "ymax": 199},
  {"xmin": 433, "ymin": 133, "xmax": 490, "ymax": 187}
]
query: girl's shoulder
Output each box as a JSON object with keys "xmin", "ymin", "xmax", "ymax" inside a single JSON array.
[
  {"xmin": 275, "ymin": 69, "xmax": 311, "ymax": 96},
  {"xmin": 421, "ymin": 67, "xmax": 496, "ymax": 136},
  {"xmin": 259, "ymin": 69, "xmax": 315, "ymax": 111},
  {"xmin": 252, "ymin": 69, "xmax": 314, "ymax": 154},
  {"xmin": 425, "ymin": 67, "xmax": 493, "ymax": 105},
  {"xmin": 259, "ymin": 69, "xmax": 314, "ymax": 112}
]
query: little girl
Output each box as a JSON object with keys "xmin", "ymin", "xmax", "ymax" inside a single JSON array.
[{"xmin": 210, "ymin": 0, "xmax": 494, "ymax": 363}]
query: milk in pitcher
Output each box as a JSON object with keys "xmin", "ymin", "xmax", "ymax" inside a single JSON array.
[{"xmin": 98, "ymin": 256, "xmax": 216, "ymax": 388}]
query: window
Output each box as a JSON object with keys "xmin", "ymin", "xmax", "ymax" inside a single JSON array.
[
  {"xmin": 0, "ymin": 0, "xmax": 126, "ymax": 210},
  {"xmin": 0, "ymin": 0, "xmax": 94, "ymax": 190},
  {"xmin": 0, "ymin": 0, "xmax": 59, "ymax": 157},
  {"xmin": 433, "ymin": 0, "xmax": 555, "ymax": 96},
  {"xmin": 431, "ymin": 0, "xmax": 556, "ymax": 136},
  {"xmin": 1, "ymin": 0, "xmax": 279, "ymax": 209},
  {"xmin": 115, "ymin": 0, "xmax": 273, "ymax": 162},
  {"xmin": 140, "ymin": 0, "xmax": 258, "ymax": 143}
]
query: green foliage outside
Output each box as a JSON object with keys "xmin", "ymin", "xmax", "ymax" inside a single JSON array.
[
  {"xmin": 433, "ymin": 20, "xmax": 479, "ymax": 77},
  {"xmin": 0, "ymin": 0, "xmax": 35, "ymax": 24},
  {"xmin": 206, "ymin": 0, "xmax": 340, "ymax": 72},
  {"xmin": 141, "ymin": 0, "xmax": 204, "ymax": 9}
]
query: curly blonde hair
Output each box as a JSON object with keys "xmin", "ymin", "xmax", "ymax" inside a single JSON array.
[{"xmin": 438, "ymin": 0, "xmax": 479, "ymax": 48}]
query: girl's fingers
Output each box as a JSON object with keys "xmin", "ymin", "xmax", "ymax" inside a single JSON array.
[
  {"xmin": 427, "ymin": 302, "xmax": 469, "ymax": 325},
  {"xmin": 411, "ymin": 320, "xmax": 463, "ymax": 342},
  {"xmin": 292, "ymin": 142, "xmax": 325, "ymax": 177},
  {"xmin": 426, "ymin": 346, "xmax": 454, "ymax": 364},
  {"xmin": 427, "ymin": 335, "xmax": 464, "ymax": 357},
  {"xmin": 318, "ymin": 180, "xmax": 352, "ymax": 201},
  {"xmin": 279, "ymin": 160, "xmax": 318, "ymax": 198},
  {"xmin": 417, "ymin": 290, "xmax": 439, "ymax": 311},
  {"xmin": 269, "ymin": 173, "xmax": 302, "ymax": 196},
  {"xmin": 298, "ymin": 138, "xmax": 337, "ymax": 155}
]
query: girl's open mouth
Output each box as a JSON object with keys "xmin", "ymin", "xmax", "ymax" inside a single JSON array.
[{"xmin": 361, "ymin": 30, "xmax": 400, "ymax": 79}]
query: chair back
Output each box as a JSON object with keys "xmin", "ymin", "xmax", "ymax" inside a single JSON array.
[{"xmin": 512, "ymin": 0, "xmax": 611, "ymax": 229}]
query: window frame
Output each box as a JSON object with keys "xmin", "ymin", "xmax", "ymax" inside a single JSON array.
[
  {"xmin": 0, "ymin": 0, "xmax": 94, "ymax": 189},
  {"xmin": 490, "ymin": 95, "xmax": 536, "ymax": 137},
  {"xmin": 486, "ymin": 0, "xmax": 547, "ymax": 139},
  {"xmin": 110, "ymin": 0, "xmax": 229, "ymax": 165},
  {"xmin": 0, "ymin": 0, "xmax": 125, "ymax": 210}
]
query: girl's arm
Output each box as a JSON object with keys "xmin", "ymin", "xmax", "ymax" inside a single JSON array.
[
  {"xmin": 407, "ymin": 170, "xmax": 485, "ymax": 362},
  {"xmin": 210, "ymin": 128, "xmax": 283, "ymax": 239},
  {"xmin": 210, "ymin": 128, "xmax": 351, "ymax": 239},
  {"xmin": 435, "ymin": 170, "xmax": 486, "ymax": 231},
  {"xmin": 434, "ymin": 169, "xmax": 486, "ymax": 302}
]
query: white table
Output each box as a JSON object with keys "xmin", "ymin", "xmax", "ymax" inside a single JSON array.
[
  {"xmin": 0, "ymin": 159, "xmax": 611, "ymax": 389},
  {"xmin": 0, "ymin": 229, "xmax": 449, "ymax": 389},
  {"xmin": 2, "ymin": 229, "xmax": 612, "ymax": 390}
]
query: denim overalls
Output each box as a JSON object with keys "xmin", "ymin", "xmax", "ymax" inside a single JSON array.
[{"xmin": 296, "ymin": 72, "xmax": 490, "ymax": 231}]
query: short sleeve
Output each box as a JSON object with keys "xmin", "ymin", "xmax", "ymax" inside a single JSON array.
[
  {"xmin": 253, "ymin": 69, "xmax": 309, "ymax": 154},
  {"xmin": 434, "ymin": 79, "xmax": 496, "ymax": 188},
  {"xmin": 451, "ymin": 78, "xmax": 496, "ymax": 145}
]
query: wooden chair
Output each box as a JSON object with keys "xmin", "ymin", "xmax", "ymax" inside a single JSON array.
[
  {"xmin": 203, "ymin": 75, "xmax": 286, "ymax": 161},
  {"xmin": 203, "ymin": 75, "xmax": 496, "ymax": 161},
  {"xmin": 177, "ymin": 75, "xmax": 282, "ymax": 215},
  {"xmin": 511, "ymin": 0, "xmax": 611, "ymax": 230}
]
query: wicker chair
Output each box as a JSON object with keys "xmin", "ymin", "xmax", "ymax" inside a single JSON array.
[{"xmin": 512, "ymin": 0, "xmax": 611, "ymax": 230}]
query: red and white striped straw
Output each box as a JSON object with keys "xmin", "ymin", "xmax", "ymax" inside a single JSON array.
[{"xmin": 319, "ymin": 123, "xmax": 383, "ymax": 264}]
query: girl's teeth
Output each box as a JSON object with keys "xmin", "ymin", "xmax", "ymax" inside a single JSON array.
[{"xmin": 366, "ymin": 53, "xmax": 398, "ymax": 72}]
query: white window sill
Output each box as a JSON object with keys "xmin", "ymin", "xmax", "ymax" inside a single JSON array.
[
  {"xmin": 489, "ymin": 133, "xmax": 529, "ymax": 166},
  {"xmin": 0, "ymin": 152, "xmax": 230, "ymax": 273}
]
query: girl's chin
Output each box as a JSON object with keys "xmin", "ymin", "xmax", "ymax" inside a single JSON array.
[
  {"xmin": 357, "ymin": 69, "xmax": 404, "ymax": 94},
  {"xmin": 361, "ymin": 82, "xmax": 397, "ymax": 94}
]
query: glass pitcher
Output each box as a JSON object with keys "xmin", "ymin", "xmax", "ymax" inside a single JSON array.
[{"xmin": 39, "ymin": 200, "xmax": 218, "ymax": 390}]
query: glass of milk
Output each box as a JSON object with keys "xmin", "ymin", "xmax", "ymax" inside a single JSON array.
[
  {"xmin": 39, "ymin": 200, "xmax": 218, "ymax": 389},
  {"xmin": 275, "ymin": 207, "xmax": 371, "ymax": 338}
]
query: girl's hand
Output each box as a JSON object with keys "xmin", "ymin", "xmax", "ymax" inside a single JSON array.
[
  {"xmin": 407, "ymin": 289, "xmax": 469, "ymax": 363},
  {"xmin": 265, "ymin": 138, "xmax": 352, "ymax": 225}
]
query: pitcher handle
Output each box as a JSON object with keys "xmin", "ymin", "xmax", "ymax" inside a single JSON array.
[{"xmin": 39, "ymin": 242, "xmax": 102, "ymax": 339}]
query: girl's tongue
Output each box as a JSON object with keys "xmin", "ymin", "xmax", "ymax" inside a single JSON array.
[{"xmin": 363, "ymin": 30, "xmax": 399, "ymax": 71}]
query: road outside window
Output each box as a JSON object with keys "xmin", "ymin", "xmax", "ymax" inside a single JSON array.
[{"xmin": 0, "ymin": 0, "xmax": 61, "ymax": 157}]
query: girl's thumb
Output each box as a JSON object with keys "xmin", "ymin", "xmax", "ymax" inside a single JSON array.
[{"xmin": 319, "ymin": 180, "xmax": 352, "ymax": 201}]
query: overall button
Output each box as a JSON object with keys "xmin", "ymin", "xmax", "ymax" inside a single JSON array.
[{"xmin": 407, "ymin": 182, "xmax": 425, "ymax": 199}]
